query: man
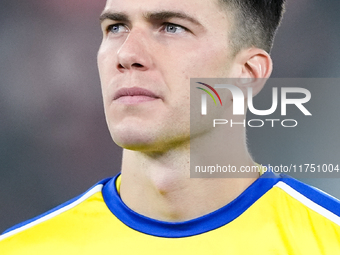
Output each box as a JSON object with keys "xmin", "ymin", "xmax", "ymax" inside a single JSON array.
[{"xmin": 1, "ymin": 0, "xmax": 340, "ymax": 254}]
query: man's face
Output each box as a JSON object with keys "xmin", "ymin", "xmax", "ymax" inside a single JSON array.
[{"xmin": 98, "ymin": 0, "xmax": 236, "ymax": 152}]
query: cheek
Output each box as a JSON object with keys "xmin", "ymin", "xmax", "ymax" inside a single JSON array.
[
  {"xmin": 97, "ymin": 38, "xmax": 122, "ymax": 79},
  {"xmin": 97, "ymin": 46, "xmax": 111, "ymax": 84},
  {"xmin": 199, "ymin": 48, "xmax": 231, "ymax": 77},
  {"xmin": 97, "ymin": 45, "xmax": 117, "ymax": 102},
  {"xmin": 167, "ymin": 47, "xmax": 231, "ymax": 81}
]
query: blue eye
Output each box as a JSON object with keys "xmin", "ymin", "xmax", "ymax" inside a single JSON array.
[
  {"xmin": 165, "ymin": 23, "xmax": 186, "ymax": 34},
  {"xmin": 108, "ymin": 24, "xmax": 129, "ymax": 34}
]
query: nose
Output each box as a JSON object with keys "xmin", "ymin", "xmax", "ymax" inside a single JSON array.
[{"xmin": 116, "ymin": 29, "xmax": 152, "ymax": 72}]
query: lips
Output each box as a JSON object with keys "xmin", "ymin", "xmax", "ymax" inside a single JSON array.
[{"xmin": 113, "ymin": 87, "xmax": 161, "ymax": 104}]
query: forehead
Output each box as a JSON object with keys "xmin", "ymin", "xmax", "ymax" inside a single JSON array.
[{"xmin": 103, "ymin": 0, "xmax": 228, "ymax": 23}]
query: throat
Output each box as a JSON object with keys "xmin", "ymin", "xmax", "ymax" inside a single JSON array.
[
  {"xmin": 118, "ymin": 147, "xmax": 259, "ymax": 222},
  {"xmin": 119, "ymin": 165, "xmax": 258, "ymax": 222}
]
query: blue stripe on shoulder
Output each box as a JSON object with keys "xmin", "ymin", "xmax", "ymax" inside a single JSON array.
[
  {"xmin": 2, "ymin": 178, "xmax": 112, "ymax": 235},
  {"xmin": 281, "ymin": 174, "xmax": 340, "ymax": 217}
]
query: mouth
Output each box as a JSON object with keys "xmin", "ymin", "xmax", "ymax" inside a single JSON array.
[{"xmin": 113, "ymin": 87, "xmax": 161, "ymax": 104}]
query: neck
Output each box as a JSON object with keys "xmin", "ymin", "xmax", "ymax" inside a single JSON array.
[{"xmin": 119, "ymin": 125, "xmax": 259, "ymax": 222}]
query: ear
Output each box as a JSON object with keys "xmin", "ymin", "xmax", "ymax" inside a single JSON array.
[
  {"xmin": 235, "ymin": 48, "xmax": 273, "ymax": 97},
  {"xmin": 240, "ymin": 48, "xmax": 272, "ymax": 79}
]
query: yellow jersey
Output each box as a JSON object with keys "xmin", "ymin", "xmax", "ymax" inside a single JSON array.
[{"xmin": 1, "ymin": 171, "xmax": 340, "ymax": 254}]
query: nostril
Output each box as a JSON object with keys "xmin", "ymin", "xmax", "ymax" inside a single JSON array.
[
  {"xmin": 132, "ymin": 63, "xmax": 144, "ymax": 68},
  {"xmin": 118, "ymin": 63, "xmax": 144, "ymax": 69}
]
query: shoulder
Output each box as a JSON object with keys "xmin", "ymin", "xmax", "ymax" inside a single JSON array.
[
  {"xmin": 273, "ymin": 174, "xmax": 340, "ymax": 224},
  {"xmin": 0, "ymin": 178, "xmax": 113, "ymax": 244}
]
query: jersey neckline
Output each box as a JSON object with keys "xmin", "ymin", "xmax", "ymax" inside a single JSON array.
[{"xmin": 102, "ymin": 171, "xmax": 281, "ymax": 238}]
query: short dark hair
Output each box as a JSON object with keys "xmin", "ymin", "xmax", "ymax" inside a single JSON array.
[{"xmin": 219, "ymin": 0, "xmax": 286, "ymax": 54}]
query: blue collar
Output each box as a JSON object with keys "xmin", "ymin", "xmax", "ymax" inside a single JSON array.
[{"xmin": 102, "ymin": 171, "xmax": 281, "ymax": 238}]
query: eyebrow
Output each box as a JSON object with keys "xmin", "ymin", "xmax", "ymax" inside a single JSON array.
[
  {"xmin": 99, "ymin": 11, "xmax": 202, "ymax": 27},
  {"xmin": 144, "ymin": 11, "xmax": 202, "ymax": 26},
  {"xmin": 99, "ymin": 12, "xmax": 129, "ymax": 23}
]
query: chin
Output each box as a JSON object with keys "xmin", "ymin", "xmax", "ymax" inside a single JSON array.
[
  {"xmin": 111, "ymin": 127, "xmax": 190, "ymax": 153},
  {"xmin": 110, "ymin": 126, "xmax": 160, "ymax": 151}
]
